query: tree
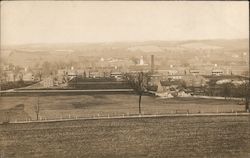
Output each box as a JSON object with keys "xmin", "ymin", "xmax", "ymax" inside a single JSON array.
[
  {"xmin": 41, "ymin": 61, "xmax": 53, "ymax": 77},
  {"xmin": 2, "ymin": 71, "xmax": 8, "ymax": 82},
  {"xmin": 222, "ymin": 82, "xmax": 233, "ymax": 100},
  {"xmin": 237, "ymin": 80, "xmax": 250, "ymax": 112},
  {"xmin": 207, "ymin": 78, "xmax": 217, "ymax": 96},
  {"xmin": 33, "ymin": 69, "xmax": 43, "ymax": 81},
  {"xmin": 130, "ymin": 57, "xmax": 138, "ymax": 65},
  {"xmin": 13, "ymin": 66, "xmax": 22, "ymax": 82},
  {"xmin": 34, "ymin": 97, "xmax": 40, "ymax": 120},
  {"xmin": 125, "ymin": 72, "xmax": 148, "ymax": 114},
  {"xmin": 242, "ymin": 81, "xmax": 249, "ymax": 112}
]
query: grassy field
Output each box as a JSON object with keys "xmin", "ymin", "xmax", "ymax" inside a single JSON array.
[
  {"xmin": 0, "ymin": 116, "xmax": 250, "ymax": 158},
  {"xmin": 0, "ymin": 94, "xmax": 245, "ymax": 122}
]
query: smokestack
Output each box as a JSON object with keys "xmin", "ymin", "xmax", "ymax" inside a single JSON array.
[{"xmin": 151, "ymin": 55, "xmax": 154, "ymax": 73}]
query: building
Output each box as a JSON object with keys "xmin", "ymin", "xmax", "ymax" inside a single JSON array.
[
  {"xmin": 42, "ymin": 77, "xmax": 54, "ymax": 88},
  {"xmin": 22, "ymin": 72, "xmax": 35, "ymax": 81},
  {"xmin": 189, "ymin": 69, "xmax": 200, "ymax": 76},
  {"xmin": 212, "ymin": 69, "xmax": 224, "ymax": 76},
  {"xmin": 89, "ymin": 71, "xmax": 103, "ymax": 78},
  {"xmin": 148, "ymin": 74, "xmax": 162, "ymax": 86},
  {"xmin": 110, "ymin": 72, "xmax": 123, "ymax": 81}
]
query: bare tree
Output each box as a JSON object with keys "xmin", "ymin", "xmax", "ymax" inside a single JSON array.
[
  {"xmin": 2, "ymin": 71, "xmax": 8, "ymax": 82},
  {"xmin": 37, "ymin": 70, "xmax": 42, "ymax": 81},
  {"xmin": 222, "ymin": 82, "xmax": 232, "ymax": 100},
  {"xmin": 35, "ymin": 97, "xmax": 40, "ymax": 120},
  {"xmin": 243, "ymin": 81, "xmax": 249, "ymax": 112},
  {"xmin": 125, "ymin": 72, "xmax": 148, "ymax": 115},
  {"xmin": 13, "ymin": 66, "xmax": 22, "ymax": 82}
]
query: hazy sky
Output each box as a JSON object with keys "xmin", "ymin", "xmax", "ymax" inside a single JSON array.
[{"xmin": 1, "ymin": 1, "xmax": 249, "ymax": 45}]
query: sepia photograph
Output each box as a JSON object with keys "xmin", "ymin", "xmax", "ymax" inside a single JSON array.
[{"xmin": 0, "ymin": 1, "xmax": 249, "ymax": 157}]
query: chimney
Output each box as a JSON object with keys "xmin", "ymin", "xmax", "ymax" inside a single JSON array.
[{"xmin": 151, "ymin": 55, "xmax": 154, "ymax": 73}]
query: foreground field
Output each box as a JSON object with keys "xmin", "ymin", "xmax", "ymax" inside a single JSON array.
[
  {"xmin": 0, "ymin": 94, "xmax": 245, "ymax": 122},
  {"xmin": 0, "ymin": 116, "xmax": 250, "ymax": 158}
]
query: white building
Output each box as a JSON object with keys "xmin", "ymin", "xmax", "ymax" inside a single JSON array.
[
  {"xmin": 110, "ymin": 72, "xmax": 123, "ymax": 81},
  {"xmin": 23, "ymin": 73, "xmax": 34, "ymax": 81},
  {"xmin": 212, "ymin": 69, "xmax": 224, "ymax": 76}
]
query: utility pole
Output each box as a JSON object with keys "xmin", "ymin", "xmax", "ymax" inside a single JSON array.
[
  {"xmin": 247, "ymin": 18, "xmax": 250, "ymax": 112},
  {"xmin": 0, "ymin": 46, "xmax": 1, "ymax": 95},
  {"xmin": 0, "ymin": 62, "xmax": 1, "ymax": 96},
  {"xmin": 0, "ymin": 6, "xmax": 1, "ymax": 97},
  {"xmin": 246, "ymin": 25, "xmax": 250, "ymax": 112},
  {"xmin": 248, "ymin": 43, "xmax": 250, "ymax": 112}
]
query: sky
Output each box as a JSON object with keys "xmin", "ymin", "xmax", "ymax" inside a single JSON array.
[{"xmin": 1, "ymin": 1, "xmax": 249, "ymax": 45}]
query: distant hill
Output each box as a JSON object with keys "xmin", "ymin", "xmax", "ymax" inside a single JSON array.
[
  {"xmin": 2, "ymin": 39, "xmax": 248, "ymax": 66},
  {"xmin": 178, "ymin": 39, "xmax": 249, "ymax": 51},
  {"xmin": 7, "ymin": 50, "xmax": 51, "ymax": 67}
]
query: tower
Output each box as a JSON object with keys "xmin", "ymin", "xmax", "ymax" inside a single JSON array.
[{"xmin": 139, "ymin": 56, "xmax": 144, "ymax": 65}]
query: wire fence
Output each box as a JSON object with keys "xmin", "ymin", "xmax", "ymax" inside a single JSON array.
[{"xmin": 3, "ymin": 110, "xmax": 250, "ymax": 124}]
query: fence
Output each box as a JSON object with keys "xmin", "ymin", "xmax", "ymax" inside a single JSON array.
[{"xmin": 2, "ymin": 110, "xmax": 250, "ymax": 124}]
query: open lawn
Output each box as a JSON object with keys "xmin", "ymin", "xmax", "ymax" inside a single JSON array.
[
  {"xmin": 0, "ymin": 94, "xmax": 245, "ymax": 122},
  {"xmin": 0, "ymin": 116, "xmax": 250, "ymax": 158}
]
